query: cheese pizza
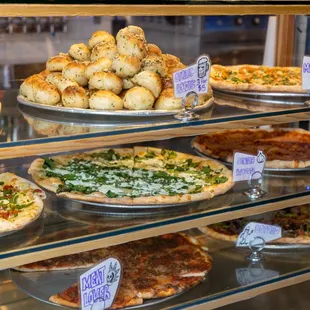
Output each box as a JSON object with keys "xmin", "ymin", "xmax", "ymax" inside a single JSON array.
[
  {"xmin": 210, "ymin": 64, "xmax": 304, "ymax": 93},
  {"xmin": 192, "ymin": 128, "xmax": 310, "ymax": 169},
  {"xmin": 28, "ymin": 147, "xmax": 233, "ymax": 205},
  {"xmin": 0, "ymin": 172, "xmax": 45, "ymax": 233},
  {"xmin": 14, "ymin": 233, "xmax": 212, "ymax": 309}
]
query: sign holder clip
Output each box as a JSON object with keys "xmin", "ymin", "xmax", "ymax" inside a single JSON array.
[
  {"xmin": 174, "ymin": 91, "xmax": 200, "ymax": 122},
  {"xmin": 243, "ymin": 171, "xmax": 266, "ymax": 200},
  {"xmin": 246, "ymin": 236, "xmax": 265, "ymax": 262}
]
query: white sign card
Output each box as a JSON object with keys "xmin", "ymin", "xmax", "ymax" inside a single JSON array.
[
  {"xmin": 173, "ymin": 55, "xmax": 211, "ymax": 98},
  {"xmin": 80, "ymin": 257, "xmax": 122, "ymax": 310},
  {"xmin": 302, "ymin": 55, "xmax": 310, "ymax": 90},
  {"xmin": 232, "ymin": 150, "xmax": 266, "ymax": 182},
  {"xmin": 236, "ymin": 222, "xmax": 282, "ymax": 247}
]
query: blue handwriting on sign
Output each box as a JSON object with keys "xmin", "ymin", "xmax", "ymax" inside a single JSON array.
[
  {"xmin": 236, "ymin": 168, "xmax": 255, "ymax": 176},
  {"xmin": 255, "ymin": 224, "xmax": 280, "ymax": 235},
  {"xmin": 83, "ymin": 284, "xmax": 111, "ymax": 307},
  {"xmin": 237, "ymin": 157, "xmax": 255, "ymax": 165},
  {"xmin": 303, "ymin": 63, "xmax": 310, "ymax": 73},
  {"xmin": 82, "ymin": 267, "xmax": 106, "ymax": 291}
]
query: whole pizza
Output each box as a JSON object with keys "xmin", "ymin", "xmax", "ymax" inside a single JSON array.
[
  {"xmin": 210, "ymin": 64, "xmax": 304, "ymax": 93},
  {"xmin": 192, "ymin": 128, "xmax": 310, "ymax": 169},
  {"xmin": 14, "ymin": 233, "xmax": 212, "ymax": 309},
  {"xmin": 200, "ymin": 205, "xmax": 310, "ymax": 244},
  {"xmin": 0, "ymin": 172, "xmax": 45, "ymax": 233},
  {"xmin": 28, "ymin": 147, "xmax": 233, "ymax": 205}
]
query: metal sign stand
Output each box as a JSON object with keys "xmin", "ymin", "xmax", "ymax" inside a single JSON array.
[
  {"xmin": 174, "ymin": 91, "xmax": 201, "ymax": 122},
  {"xmin": 243, "ymin": 171, "xmax": 267, "ymax": 200},
  {"xmin": 246, "ymin": 236, "xmax": 265, "ymax": 262}
]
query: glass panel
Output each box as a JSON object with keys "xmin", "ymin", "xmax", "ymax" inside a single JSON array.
[
  {"xmin": 0, "ymin": 137, "xmax": 309, "ymax": 264},
  {"xmin": 1, "ymin": 232, "xmax": 310, "ymax": 309},
  {"xmin": 0, "ymin": 16, "xmax": 309, "ymax": 147}
]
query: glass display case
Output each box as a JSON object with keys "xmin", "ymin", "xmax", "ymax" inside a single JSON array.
[{"xmin": 0, "ymin": 2, "xmax": 310, "ymax": 310}]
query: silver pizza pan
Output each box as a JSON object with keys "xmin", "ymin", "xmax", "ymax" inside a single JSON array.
[
  {"xmin": 10, "ymin": 269, "xmax": 194, "ymax": 309},
  {"xmin": 17, "ymin": 95, "xmax": 214, "ymax": 118},
  {"xmin": 192, "ymin": 144, "xmax": 310, "ymax": 173},
  {"xmin": 71, "ymin": 199, "xmax": 194, "ymax": 210},
  {"xmin": 213, "ymin": 89, "xmax": 309, "ymax": 107}
]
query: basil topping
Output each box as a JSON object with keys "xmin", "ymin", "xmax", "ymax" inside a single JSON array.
[{"xmin": 42, "ymin": 151, "xmax": 229, "ymax": 198}]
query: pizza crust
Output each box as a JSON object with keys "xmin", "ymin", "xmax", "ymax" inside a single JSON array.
[
  {"xmin": 49, "ymin": 295, "xmax": 79, "ymax": 308},
  {"xmin": 199, "ymin": 226, "xmax": 238, "ymax": 242}
]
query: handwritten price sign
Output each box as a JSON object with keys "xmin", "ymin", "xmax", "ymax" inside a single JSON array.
[
  {"xmin": 236, "ymin": 222, "xmax": 282, "ymax": 247},
  {"xmin": 80, "ymin": 257, "xmax": 122, "ymax": 310},
  {"xmin": 302, "ymin": 55, "xmax": 310, "ymax": 90},
  {"xmin": 173, "ymin": 55, "xmax": 211, "ymax": 98},
  {"xmin": 233, "ymin": 151, "xmax": 266, "ymax": 182}
]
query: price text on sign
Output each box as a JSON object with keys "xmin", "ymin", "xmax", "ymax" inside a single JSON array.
[
  {"xmin": 236, "ymin": 222, "xmax": 282, "ymax": 247},
  {"xmin": 80, "ymin": 257, "xmax": 122, "ymax": 310},
  {"xmin": 233, "ymin": 150, "xmax": 266, "ymax": 182},
  {"xmin": 173, "ymin": 55, "xmax": 211, "ymax": 98},
  {"xmin": 302, "ymin": 55, "xmax": 310, "ymax": 90}
]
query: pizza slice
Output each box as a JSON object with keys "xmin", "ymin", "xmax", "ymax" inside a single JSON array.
[
  {"xmin": 49, "ymin": 278, "xmax": 143, "ymax": 309},
  {"xmin": 86, "ymin": 148, "xmax": 134, "ymax": 168},
  {"xmin": 29, "ymin": 153, "xmax": 134, "ymax": 204},
  {"xmin": 0, "ymin": 172, "xmax": 46, "ymax": 233},
  {"xmin": 133, "ymin": 146, "xmax": 166, "ymax": 170}
]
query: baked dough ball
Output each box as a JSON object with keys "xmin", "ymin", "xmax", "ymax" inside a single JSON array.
[
  {"xmin": 88, "ymin": 31, "xmax": 115, "ymax": 49},
  {"xmin": 38, "ymin": 69, "xmax": 51, "ymax": 79},
  {"xmin": 46, "ymin": 73, "xmax": 79, "ymax": 93},
  {"xmin": 89, "ymin": 90, "xmax": 123, "ymax": 110},
  {"xmin": 85, "ymin": 57, "xmax": 112, "ymax": 79},
  {"xmin": 62, "ymin": 61, "xmax": 88, "ymax": 86},
  {"xmin": 68, "ymin": 43, "xmax": 90, "ymax": 62},
  {"xmin": 62, "ymin": 86, "xmax": 89, "ymax": 109},
  {"xmin": 20, "ymin": 74, "xmax": 44, "ymax": 101},
  {"xmin": 32, "ymin": 80, "xmax": 60, "ymax": 105},
  {"xmin": 123, "ymin": 78, "xmax": 135, "ymax": 89},
  {"xmin": 112, "ymin": 54, "xmax": 141, "ymax": 78},
  {"xmin": 142, "ymin": 55, "xmax": 167, "ymax": 77},
  {"xmin": 118, "ymin": 25, "xmax": 145, "ymax": 39},
  {"xmin": 90, "ymin": 42, "xmax": 117, "ymax": 61},
  {"xmin": 154, "ymin": 88, "xmax": 182, "ymax": 110},
  {"xmin": 163, "ymin": 53, "xmax": 180, "ymax": 68},
  {"xmin": 116, "ymin": 32, "xmax": 147, "ymax": 60},
  {"xmin": 123, "ymin": 86, "xmax": 155, "ymax": 110},
  {"xmin": 46, "ymin": 72, "xmax": 62, "ymax": 86},
  {"xmin": 131, "ymin": 71, "xmax": 162, "ymax": 98},
  {"xmin": 89, "ymin": 71, "xmax": 123, "ymax": 94},
  {"xmin": 46, "ymin": 53, "xmax": 72, "ymax": 72},
  {"xmin": 147, "ymin": 44, "xmax": 162, "ymax": 57}
]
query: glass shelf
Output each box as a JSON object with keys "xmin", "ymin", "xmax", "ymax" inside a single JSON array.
[
  {"xmin": 0, "ymin": 137, "xmax": 309, "ymax": 269},
  {"xmin": 1, "ymin": 232, "xmax": 310, "ymax": 309},
  {"xmin": 1, "ymin": 89, "xmax": 309, "ymax": 155}
]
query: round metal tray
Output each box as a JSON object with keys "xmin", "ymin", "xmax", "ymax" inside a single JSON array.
[
  {"xmin": 192, "ymin": 145, "xmax": 310, "ymax": 173},
  {"xmin": 214, "ymin": 89, "xmax": 309, "ymax": 108},
  {"xmin": 10, "ymin": 269, "xmax": 192, "ymax": 309},
  {"xmin": 17, "ymin": 95, "xmax": 214, "ymax": 117},
  {"xmin": 71, "ymin": 198, "xmax": 191, "ymax": 210}
]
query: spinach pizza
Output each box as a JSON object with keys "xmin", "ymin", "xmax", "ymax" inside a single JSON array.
[{"xmin": 28, "ymin": 147, "xmax": 233, "ymax": 205}]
